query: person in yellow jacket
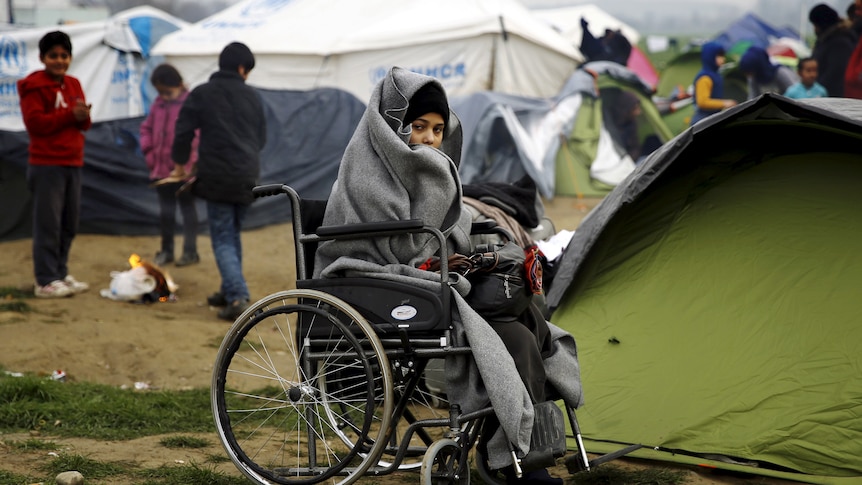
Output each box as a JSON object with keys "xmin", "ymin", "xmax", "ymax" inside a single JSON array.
[{"xmin": 690, "ymin": 42, "xmax": 738, "ymax": 126}]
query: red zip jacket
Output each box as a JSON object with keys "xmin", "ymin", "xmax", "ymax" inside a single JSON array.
[{"xmin": 17, "ymin": 70, "xmax": 92, "ymax": 166}]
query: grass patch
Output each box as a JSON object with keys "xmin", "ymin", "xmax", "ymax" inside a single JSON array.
[
  {"xmin": 204, "ymin": 453, "xmax": 231, "ymax": 464},
  {"xmin": 159, "ymin": 435, "xmax": 209, "ymax": 449},
  {"xmin": 570, "ymin": 463, "xmax": 688, "ymax": 484},
  {"xmin": 0, "ymin": 373, "xmax": 696, "ymax": 485},
  {"xmin": 0, "ymin": 374, "xmax": 213, "ymax": 440},
  {"xmin": 0, "ymin": 286, "xmax": 34, "ymax": 314},
  {"xmin": 135, "ymin": 462, "xmax": 246, "ymax": 485},
  {"xmin": 0, "ymin": 287, "xmax": 32, "ymax": 300},
  {"xmin": 41, "ymin": 453, "xmax": 130, "ymax": 479},
  {"xmin": 4, "ymin": 438, "xmax": 59, "ymax": 451},
  {"xmin": 0, "ymin": 300, "xmax": 31, "ymax": 313},
  {"xmin": 0, "ymin": 469, "xmax": 37, "ymax": 484}
]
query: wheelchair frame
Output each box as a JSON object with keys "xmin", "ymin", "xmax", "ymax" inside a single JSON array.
[{"xmin": 210, "ymin": 184, "xmax": 639, "ymax": 485}]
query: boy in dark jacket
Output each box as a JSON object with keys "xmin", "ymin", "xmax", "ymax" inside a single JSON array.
[
  {"xmin": 172, "ymin": 42, "xmax": 267, "ymax": 321},
  {"xmin": 18, "ymin": 30, "xmax": 92, "ymax": 298}
]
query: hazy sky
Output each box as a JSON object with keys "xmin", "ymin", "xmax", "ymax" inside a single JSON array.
[{"xmin": 11, "ymin": 0, "xmax": 851, "ymax": 35}]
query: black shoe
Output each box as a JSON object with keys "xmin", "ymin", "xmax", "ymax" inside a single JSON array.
[
  {"xmin": 218, "ymin": 299, "xmax": 249, "ymax": 322},
  {"xmin": 503, "ymin": 466, "xmax": 563, "ymax": 485},
  {"xmin": 207, "ymin": 292, "xmax": 228, "ymax": 307},
  {"xmin": 520, "ymin": 469, "xmax": 563, "ymax": 485},
  {"xmin": 153, "ymin": 251, "xmax": 173, "ymax": 266},
  {"xmin": 175, "ymin": 252, "xmax": 200, "ymax": 267}
]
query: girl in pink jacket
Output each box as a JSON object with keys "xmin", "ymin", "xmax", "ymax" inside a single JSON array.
[{"xmin": 140, "ymin": 63, "xmax": 200, "ymax": 267}]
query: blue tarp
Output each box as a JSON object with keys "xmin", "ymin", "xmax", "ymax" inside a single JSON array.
[
  {"xmin": 711, "ymin": 12, "xmax": 800, "ymax": 51},
  {"xmin": 0, "ymin": 87, "xmax": 365, "ymax": 242}
]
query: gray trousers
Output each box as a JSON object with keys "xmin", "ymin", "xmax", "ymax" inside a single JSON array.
[{"xmin": 27, "ymin": 165, "xmax": 80, "ymax": 286}]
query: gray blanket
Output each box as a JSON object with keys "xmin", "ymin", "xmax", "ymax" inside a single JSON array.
[{"xmin": 313, "ymin": 67, "xmax": 583, "ymax": 468}]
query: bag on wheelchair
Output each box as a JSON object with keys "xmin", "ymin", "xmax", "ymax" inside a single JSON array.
[{"xmin": 465, "ymin": 241, "xmax": 543, "ymax": 321}]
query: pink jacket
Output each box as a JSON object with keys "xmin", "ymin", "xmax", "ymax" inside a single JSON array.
[{"xmin": 140, "ymin": 89, "xmax": 198, "ymax": 179}]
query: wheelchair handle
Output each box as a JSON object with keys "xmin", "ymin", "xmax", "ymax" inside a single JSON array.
[{"xmin": 252, "ymin": 183, "xmax": 288, "ymax": 199}]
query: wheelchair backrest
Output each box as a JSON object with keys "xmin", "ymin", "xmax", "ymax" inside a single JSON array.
[
  {"xmin": 260, "ymin": 184, "xmax": 452, "ymax": 336},
  {"xmin": 297, "ymin": 277, "xmax": 446, "ymax": 335},
  {"xmin": 297, "ymin": 197, "xmax": 328, "ymax": 277}
]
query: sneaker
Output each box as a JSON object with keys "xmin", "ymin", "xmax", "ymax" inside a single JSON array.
[
  {"xmin": 175, "ymin": 252, "xmax": 200, "ymax": 267},
  {"xmin": 207, "ymin": 292, "xmax": 228, "ymax": 307},
  {"xmin": 218, "ymin": 299, "xmax": 250, "ymax": 322},
  {"xmin": 153, "ymin": 251, "xmax": 173, "ymax": 266},
  {"xmin": 34, "ymin": 280, "xmax": 73, "ymax": 298},
  {"xmin": 63, "ymin": 275, "xmax": 89, "ymax": 293}
]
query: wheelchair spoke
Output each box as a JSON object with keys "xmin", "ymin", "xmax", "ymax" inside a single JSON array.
[{"xmin": 212, "ymin": 290, "xmax": 392, "ymax": 485}]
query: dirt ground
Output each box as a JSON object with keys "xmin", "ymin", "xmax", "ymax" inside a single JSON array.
[{"xmin": 0, "ymin": 195, "xmax": 802, "ymax": 484}]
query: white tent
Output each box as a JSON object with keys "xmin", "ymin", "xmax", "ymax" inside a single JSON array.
[
  {"xmin": 150, "ymin": 0, "xmax": 584, "ymax": 102},
  {"xmin": 531, "ymin": 4, "xmax": 640, "ymax": 48},
  {"xmin": 0, "ymin": 6, "xmax": 188, "ymax": 131}
]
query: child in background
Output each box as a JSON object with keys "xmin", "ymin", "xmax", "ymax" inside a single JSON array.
[
  {"xmin": 784, "ymin": 58, "xmax": 829, "ymax": 99},
  {"xmin": 18, "ymin": 31, "xmax": 92, "ymax": 298},
  {"xmin": 739, "ymin": 46, "xmax": 799, "ymax": 99},
  {"xmin": 140, "ymin": 64, "xmax": 200, "ymax": 267},
  {"xmin": 690, "ymin": 42, "xmax": 738, "ymax": 126}
]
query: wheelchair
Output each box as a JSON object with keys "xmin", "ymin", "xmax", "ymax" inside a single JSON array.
[{"xmin": 211, "ymin": 184, "xmax": 641, "ymax": 485}]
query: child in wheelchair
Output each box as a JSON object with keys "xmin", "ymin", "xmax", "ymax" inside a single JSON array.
[{"xmin": 313, "ymin": 66, "xmax": 583, "ymax": 484}]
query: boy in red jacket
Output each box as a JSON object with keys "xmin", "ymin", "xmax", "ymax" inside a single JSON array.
[{"xmin": 18, "ymin": 31, "xmax": 92, "ymax": 298}]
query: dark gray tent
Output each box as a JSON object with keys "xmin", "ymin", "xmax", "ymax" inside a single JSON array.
[
  {"xmin": 452, "ymin": 61, "xmax": 672, "ymax": 199},
  {"xmin": 547, "ymin": 94, "xmax": 862, "ymax": 483},
  {"xmin": 0, "ymin": 87, "xmax": 365, "ymax": 242}
]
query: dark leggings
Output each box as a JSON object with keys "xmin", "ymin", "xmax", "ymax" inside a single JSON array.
[
  {"xmin": 488, "ymin": 304, "xmax": 555, "ymax": 404},
  {"xmin": 156, "ymin": 182, "xmax": 198, "ymax": 254}
]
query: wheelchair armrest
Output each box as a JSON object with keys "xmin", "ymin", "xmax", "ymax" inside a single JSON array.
[
  {"xmin": 316, "ymin": 219, "xmax": 423, "ymax": 237},
  {"xmin": 470, "ymin": 220, "xmax": 514, "ymax": 242},
  {"xmin": 252, "ymin": 183, "xmax": 288, "ymax": 199},
  {"xmin": 471, "ymin": 220, "xmax": 498, "ymax": 234}
]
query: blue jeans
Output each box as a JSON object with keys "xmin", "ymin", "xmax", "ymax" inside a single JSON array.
[{"xmin": 206, "ymin": 201, "xmax": 249, "ymax": 303}]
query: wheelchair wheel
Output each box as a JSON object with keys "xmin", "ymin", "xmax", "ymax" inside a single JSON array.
[
  {"xmin": 321, "ymin": 352, "xmax": 453, "ymax": 470},
  {"xmin": 212, "ymin": 289, "xmax": 393, "ymax": 485},
  {"xmin": 473, "ymin": 444, "xmax": 507, "ymax": 485},
  {"xmin": 421, "ymin": 438, "xmax": 470, "ymax": 485}
]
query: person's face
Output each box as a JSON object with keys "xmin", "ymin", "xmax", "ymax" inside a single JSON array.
[
  {"xmin": 40, "ymin": 45, "xmax": 71, "ymax": 81},
  {"xmin": 856, "ymin": 0, "xmax": 862, "ymax": 18},
  {"xmin": 715, "ymin": 54, "xmax": 726, "ymax": 67},
  {"xmin": 155, "ymin": 83, "xmax": 183, "ymax": 101},
  {"xmin": 408, "ymin": 112, "xmax": 446, "ymax": 149},
  {"xmin": 799, "ymin": 60, "xmax": 818, "ymax": 87}
]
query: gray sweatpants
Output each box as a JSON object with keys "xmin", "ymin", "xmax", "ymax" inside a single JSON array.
[{"xmin": 27, "ymin": 165, "xmax": 81, "ymax": 286}]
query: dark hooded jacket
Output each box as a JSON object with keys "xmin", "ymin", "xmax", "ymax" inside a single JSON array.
[
  {"xmin": 739, "ymin": 46, "xmax": 798, "ymax": 99},
  {"xmin": 172, "ymin": 70, "xmax": 266, "ymax": 205},
  {"xmin": 811, "ymin": 20, "xmax": 858, "ymax": 96}
]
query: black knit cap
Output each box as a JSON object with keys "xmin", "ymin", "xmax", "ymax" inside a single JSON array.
[
  {"xmin": 809, "ymin": 4, "xmax": 840, "ymax": 29},
  {"xmin": 404, "ymin": 83, "xmax": 449, "ymax": 125}
]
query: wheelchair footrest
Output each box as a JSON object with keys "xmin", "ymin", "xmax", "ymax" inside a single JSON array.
[
  {"xmin": 531, "ymin": 401, "xmax": 566, "ymax": 458},
  {"xmin": 520, "ymin": 446, "xmax": 556, "ymax": 473},
  {"xmin": 565, "ymin": 453, "xmax": 587, "ymax": 474},
  {"xmin": 590, "ymin": 443, "xmax": 644, "ymax": 468}
]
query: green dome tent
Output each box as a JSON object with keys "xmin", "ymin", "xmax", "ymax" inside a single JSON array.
[
  {"xmin": 547, "ymin": 94, "xmax": 862, "ymax": 483},
  {"xmin": 453, "ymin": 61, "xmax": 672, "ymax": 201}
]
